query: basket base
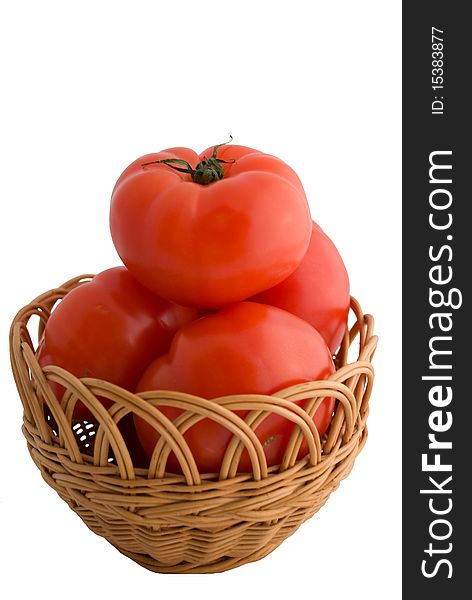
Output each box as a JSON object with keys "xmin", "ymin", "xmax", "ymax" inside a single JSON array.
[
  {"xmin": 112, "ymin": 537, "xmax": 287, "ymax": 574},
  {"xmin": 76, "ymin": 493, "xmax": 329, "ymax": 574}
]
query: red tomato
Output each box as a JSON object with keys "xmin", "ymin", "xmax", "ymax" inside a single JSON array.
[
  {"xmin": 251, "ymin": 222, "xmax": 350, "ymax": 354},
  {"xmin": 118, "ymin": 413, "xmax": 149, "ymax": 469},
  {"xmin": 36, "ymin": 267, "xmax": 197, "ymax": 420},
  {"xmin": 135, "ymin": 302, "xmax": 335, "ymax": 473},
  {"xmin": 110, "ymin": 142, "xmax": 312, "ymax": 308}
]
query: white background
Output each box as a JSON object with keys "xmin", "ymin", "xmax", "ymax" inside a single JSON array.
[{"xmin": 0, "ymin": 1, "xmax": 401, "ymax": 598}]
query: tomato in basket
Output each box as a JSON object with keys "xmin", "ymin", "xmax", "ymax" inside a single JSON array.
[
  {"xmin": 134, "ymin": 302, "xmax": 335, "ymax": 473},
  {"xmin": 110, "ymin": 141, "xmax": 312, "ymax": 308},
  {"xmin": 251, "ymin": 221, "xmax": 350, "ymax": 354},
  {"xmin": 36, "ymin": 267, "xmax": 197, "ymax": 420}
]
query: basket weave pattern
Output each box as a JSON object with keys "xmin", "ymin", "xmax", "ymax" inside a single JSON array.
[{"xmin": 10, "ymin": 275, "xmax": 377, "ymax": 574}]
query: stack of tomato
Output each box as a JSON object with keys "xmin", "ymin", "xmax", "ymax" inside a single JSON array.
[{"xmin": 37, "ymin": 140, "xmax": 350, "ymax": 473}]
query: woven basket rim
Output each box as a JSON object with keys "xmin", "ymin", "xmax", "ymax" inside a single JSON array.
[{"xmin": 10, "ymin": 274, "xmax": 378, "ymax": 486}]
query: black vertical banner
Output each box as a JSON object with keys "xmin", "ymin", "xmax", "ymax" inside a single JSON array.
[{"xmin": 403, "ymin": 3, "xmax": 471, "ymax": 597}]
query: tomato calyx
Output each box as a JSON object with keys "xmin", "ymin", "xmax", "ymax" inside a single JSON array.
[{"xmin": 142, "ymin": 136, "xmax": 235, "ymax": 185}]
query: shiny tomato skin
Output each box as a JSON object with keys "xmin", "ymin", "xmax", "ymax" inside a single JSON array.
[
  {"xmin": 134, "ymin": 302, "xmax": 335, "ymax": 474},
  {"xmin": 36, "ymin": 267, "xmax": 197, "ymax": 420},
  {"xmin": 110, "ymin": 145, "xmax": 312, "ymax": 308},
  {"xmin": 251, "ymin": 222, "xmax": 350, "ymax": 354}
]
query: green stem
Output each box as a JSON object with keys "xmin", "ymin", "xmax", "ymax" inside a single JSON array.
[{"xmin": 142, "ymin": 136, "xmax": 234, "ymax": 185}]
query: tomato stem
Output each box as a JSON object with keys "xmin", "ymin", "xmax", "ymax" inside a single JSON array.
[{"xmin": 142, "ymin": 136, "xmax": 235, "ymax": 185}]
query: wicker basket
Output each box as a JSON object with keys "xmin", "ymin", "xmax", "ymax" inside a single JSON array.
[{"xmin": 9, "ymin": 274, "xmax": 377, "ymax": 574}]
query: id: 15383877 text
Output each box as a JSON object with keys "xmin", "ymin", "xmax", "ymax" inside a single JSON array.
[{"xmin": 431, "ymin": 27, "xmax": 445, "ymax": 115}]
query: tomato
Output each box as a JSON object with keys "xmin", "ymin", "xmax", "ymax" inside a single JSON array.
[
  {"xmin": 251, "ymin": 222, "xmax": 350, "ymax": 354},
  {"xmin": 110, "ymin": 141, "xmax": 312, "ymax": 308},
  {"xmin": 36, "ymin": 267, "xmax": 197, "ymax": 420},
  {"xmin": 117, "ymin": 413, "xmax": 149, "ymax": 469},
  {"xmin": 134, "ymin": 302, "xmax": 335, "ymax": 473}
]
